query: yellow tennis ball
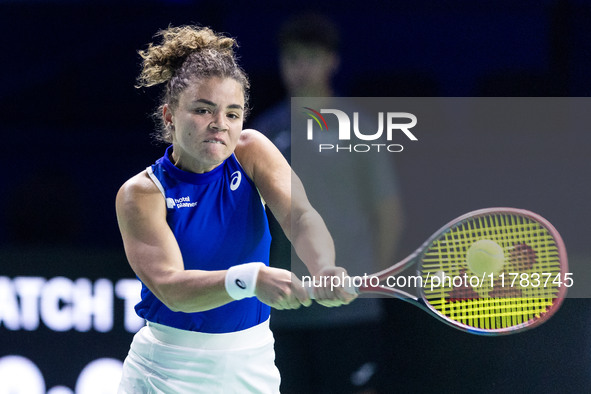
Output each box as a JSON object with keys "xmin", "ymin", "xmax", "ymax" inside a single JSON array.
[{"xmin": 466, "ymin": 239, "xmax": 505, "ymax": 276}]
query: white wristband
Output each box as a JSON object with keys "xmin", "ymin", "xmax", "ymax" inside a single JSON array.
[{"xmin": 224, "ymin": 262, "xmax": 265, "ymax": 300}]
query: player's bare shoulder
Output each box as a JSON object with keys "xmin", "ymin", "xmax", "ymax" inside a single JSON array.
[
  {"xmin": 116, "ymin": 170, "xmax": 164, "ymax": 224},
  {"xmin": 236, "ymin": 128, "xmax": 269, "ymax": 153},
  {"xmin": 117, "ymin": 170, "xmax": 161, "ymax": 204},
  {"xmin": 236, "ymin": 129, "xmax": 286, "ymax": 178}
]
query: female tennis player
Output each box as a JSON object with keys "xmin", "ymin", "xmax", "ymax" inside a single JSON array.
[{"xmin": 115, "ymin": 25, "xmax": 355, "ymax": 393}]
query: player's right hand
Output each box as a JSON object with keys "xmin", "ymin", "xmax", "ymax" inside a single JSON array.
[
  {"xmin": 309, "ymin": 266, "xmax": 357, "ymax": 307},
  {"xmin": 255, "ymin": 266, "xmax": 312, "ymax": 310}
]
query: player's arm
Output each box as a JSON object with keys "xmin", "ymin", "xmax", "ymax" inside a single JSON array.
[
  {"xmin": 236, "ymin": 129, "xmax": 355, "ymax": 306},
  {"xmin": 116, "ymin": 171, "xmax": 232, "ymax": 312},
  {"xmin": 116, "ymin": 171, "xmax": 308, "ymax": 311}
]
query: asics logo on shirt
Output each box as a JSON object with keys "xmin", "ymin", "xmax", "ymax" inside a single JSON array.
[
  {"xmin": 166, "ymin": 196, "xmax": 198, "ymax": 209},
  {"xmin": 230, "ymin": 171, "xmax": 242, "ymax": 191}
]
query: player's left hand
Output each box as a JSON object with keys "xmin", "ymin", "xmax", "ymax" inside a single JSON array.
[{"xmin": 310, "ymin": 266, "xmax": 357, "ymax": 307}]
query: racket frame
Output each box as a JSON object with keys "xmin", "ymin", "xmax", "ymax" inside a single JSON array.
[{"xmin": 355, "ymin": 207, "xmax": 568, "ymax": 335}]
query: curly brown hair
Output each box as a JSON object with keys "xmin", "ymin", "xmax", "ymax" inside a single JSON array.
[{"xmin": 136, "ymin": 25, "xmax": 250, "ymax": 143}]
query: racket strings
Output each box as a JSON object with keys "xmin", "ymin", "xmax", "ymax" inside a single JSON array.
[{"xmin": 420, "ymin": 213, "xmax": 562, "ymax": 332}]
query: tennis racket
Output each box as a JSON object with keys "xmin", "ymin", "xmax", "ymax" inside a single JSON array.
[{"xmin": 311, "ymin": 207, "xmax": 568, "ymax": 335}]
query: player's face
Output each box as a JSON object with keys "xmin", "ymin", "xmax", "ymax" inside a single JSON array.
[{"xmin": 166, "ymin": 77, "xmax": 245, "ymax": 173}]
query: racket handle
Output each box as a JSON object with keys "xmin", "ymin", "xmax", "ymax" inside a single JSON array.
[{"xmin": 304, "ymin": 279, "xmax": 358, "ymax": 299}]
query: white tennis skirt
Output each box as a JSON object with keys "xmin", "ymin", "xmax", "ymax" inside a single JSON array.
[{"xmin": 118, "ymin": 319, "xmax": 280, "ymax": 394}]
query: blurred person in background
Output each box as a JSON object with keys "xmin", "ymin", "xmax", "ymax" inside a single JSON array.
[{"xmin": 250, "ymin": 13, "xmax": 404, "ymax": 394}]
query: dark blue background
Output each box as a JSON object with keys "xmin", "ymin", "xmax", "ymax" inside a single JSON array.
[{"xmin": 1, "ymin": 1, "xmax": 590, "ymax": 392}]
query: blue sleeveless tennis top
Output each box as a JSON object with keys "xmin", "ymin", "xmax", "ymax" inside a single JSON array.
[{"xmin": 135, "ymin": 145, "xmax": 272, "ymax": 333}]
